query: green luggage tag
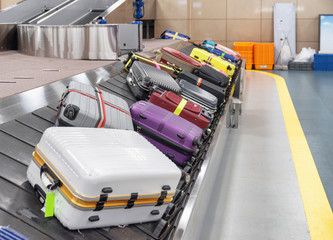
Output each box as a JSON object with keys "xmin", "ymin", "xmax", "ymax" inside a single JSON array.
[{"xmin": 44, "ymin": 192, "xmax": 55, "ymax": 217}]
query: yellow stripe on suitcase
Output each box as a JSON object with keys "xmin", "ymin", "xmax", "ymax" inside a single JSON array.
[
  {"xmin": 190, "ymin": 48, "xmax": 236, "ymax": 77},
  {"xmin": 173, "ymin": 99, "xmax": 187, "ymax": 115},
  {"xmin": 172, "ymin": 32, "xmax": 179, "ymax": 40},
  {"xmin": 33, "ymin": 148, "xmax": 174, "ymax": 210}
]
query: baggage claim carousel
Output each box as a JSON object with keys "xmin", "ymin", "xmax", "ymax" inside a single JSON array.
[{"xmin": 0, "ymin": 40, "xmax": 244, "ymax": 239}]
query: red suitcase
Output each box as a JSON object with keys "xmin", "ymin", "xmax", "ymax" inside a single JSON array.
[
  {"xmin": 149, "ymin": 88, "xmax": 212, "ymax": 129},
  {"xmin": 155, "ymin": 47, "xmax": 203, "ymax": 73}
]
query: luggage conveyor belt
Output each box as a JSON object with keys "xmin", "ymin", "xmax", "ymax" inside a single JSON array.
[{"xmin": 0, "ymin": 48, "xmax": 243, "ymax": 240}]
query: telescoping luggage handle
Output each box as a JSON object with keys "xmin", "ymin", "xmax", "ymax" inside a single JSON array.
[
  {"xmin": 55, "ymin": 86, "xmax": 131, "ymax": 127},
  {"xmin": 124, "ymin": 52, "xmax": 182, "ymax": 75}
]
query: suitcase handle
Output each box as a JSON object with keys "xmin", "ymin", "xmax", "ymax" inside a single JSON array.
[{"xmin": 40, "ymin": 164, "xmax": 63, "ymax": 191}]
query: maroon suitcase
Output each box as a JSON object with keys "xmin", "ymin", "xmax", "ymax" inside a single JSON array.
[
  {"xmin": 149, "ymin": 88, "xmax": 213, "ymax": 129},
  {"xmin": 155, "ymin": 47, "xmax": 203, "ymax": 73}
]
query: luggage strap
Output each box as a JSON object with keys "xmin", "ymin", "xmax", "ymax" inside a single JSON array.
[
  {"xmin": 196, "ymin": 77, "xmax": 203, "ymax": 87},
  {"xmin": 152, "ymin": 59, "xmax": 161, "ymax": 70},
  {"xmin": 125, "ymin": 193, "xmax": 138, "ymax": 209},
  {"xmin": 55, "ymin": 88, "xmax": 131, "ymax": 125},
  {"xmin": 172, "ymin": 32, "xmax": 178, "ymax": 40},
  {"xmin": 173, "ymin": 99, "xmax": 187, "ymax": 116},
  {"xmin": 156, "ymin": 191, "xmax": 168, "ymax": 206},
  {"xmin": 94, "ymin": 194, "xmax": 108, "ymax": 211},
  {"xmin": 207, "ymin": 55, "xmax": 213, "ymax": 64}
]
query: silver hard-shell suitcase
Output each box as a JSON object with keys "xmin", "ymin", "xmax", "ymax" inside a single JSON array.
[
  {"xmin": 56, "ymin": 81, "xmax": 133, "ymax": 130},
  {"xmin": 27, "ymin": 127, "xmax": 181, "ymax": 230},
  {"xmin": 126, "ymin": 61, "xmax": 181, "ymax": 100},
  {"xmin": 179, "ymin": 79, "xmax": 218, "ymax": 113}
]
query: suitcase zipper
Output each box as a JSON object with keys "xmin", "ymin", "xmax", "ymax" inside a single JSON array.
[{"xmin": 135, "ymin": 125, "xmax": 196, "ymax": 155}]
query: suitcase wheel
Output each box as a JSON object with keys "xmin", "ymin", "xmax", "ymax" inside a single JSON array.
[
  {"xmin": 180, "ymin": 171, "xmax": 191, "ymax": 184},
  {"xmin": 192, "ymin": 136, "xmax": 202, "ymax": 147},
  {"xmin": 192, "ymin": 148, "xmax": 200, "ymax": 157},
  {"xmin": 203, "ymin": 128, "xmax": 212, "ymax": 138},
  {"xmin": 34, "ymin": 184, "xmax": 46, "ymax": 206}
]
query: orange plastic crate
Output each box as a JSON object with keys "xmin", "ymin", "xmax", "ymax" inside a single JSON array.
[
  {"xmin": 245, "ymin": 64, "xmax": 253, "ymax": 70},
  {"xmin": 238, "ymin": 51, "xmax": 253, "ymax": 60},
  {"xmin": 246, "ymin": 59, "xmax": 254, "ymax": 65},
  {"xmin": 233, "ymin": 42, "xmax": 254, "ymax": 52},
  {"xmin": 254, "ymin": 43, "xmax": 274, "ymax": 67}
]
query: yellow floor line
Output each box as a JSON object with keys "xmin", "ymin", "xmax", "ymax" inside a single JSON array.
[{"xmin": 249, "ymin": 70, "xmax": 333, "ymax": 240}]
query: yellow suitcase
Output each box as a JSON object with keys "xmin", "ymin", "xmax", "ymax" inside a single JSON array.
[{"xmin": 190, "ymin": 48, "xmax": 236, "ymax": 77}]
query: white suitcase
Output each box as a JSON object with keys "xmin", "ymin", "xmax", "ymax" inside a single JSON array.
[{"xmin": 27, "ymin": 127, "xmax": 181, "ymax": 230}]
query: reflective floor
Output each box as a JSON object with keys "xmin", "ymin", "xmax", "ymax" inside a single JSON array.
[
  {"xmin": 277, "ymin": 70, "xmax": 333, "ymax": 209},
  {"xmin": 177, "ymin": 70, "xmax": 333, "ymax": 240}
]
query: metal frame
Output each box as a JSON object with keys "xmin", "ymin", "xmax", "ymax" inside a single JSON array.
[
  {"xmin": 174, "ymin": 64, "xmax": 244, "ymax": 239},
  {"xmin": 0, "ymin": 0, "xmax": 143, "ymax": 60}
]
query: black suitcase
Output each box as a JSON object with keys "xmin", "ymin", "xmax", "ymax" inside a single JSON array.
[
  {"xmin": 192, "ymin": 65, "xmax": 230, "ymax": 88},
  {"xmin": 126, "ymin": 61, "xmax": 181, "ymax": 100},
  {"xmin": 178, "ymin": 70, "xmax": 225, "ymax": 106},
  {"xmin": 179, "ymin": 79, "xmax": 217, "ymax": 114}
]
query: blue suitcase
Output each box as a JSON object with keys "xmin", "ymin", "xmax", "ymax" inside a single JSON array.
[
  {"xmin": 160, "ymin": 30, "xmax": 190, "ymax": 41},
  {"xmin": 202, "ymin": 40, "xmax": 240, "ymax": 63}
]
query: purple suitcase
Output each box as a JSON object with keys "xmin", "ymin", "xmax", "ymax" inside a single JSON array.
[{"xmin": 130, "ymin": 101, "xmax": 203, "ymax": 166}]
